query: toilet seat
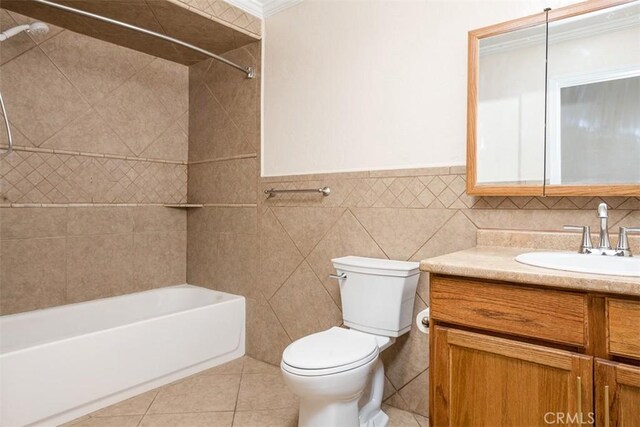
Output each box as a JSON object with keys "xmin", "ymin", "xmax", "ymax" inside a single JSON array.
[{"xmin": 282, "ymin": 327, "xmax": 379, "ymax": 376}]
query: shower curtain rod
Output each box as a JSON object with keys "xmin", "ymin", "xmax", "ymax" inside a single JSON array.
[{"xmin": 31, "ymin": 0, "xmax": 255, "ymax": 79}]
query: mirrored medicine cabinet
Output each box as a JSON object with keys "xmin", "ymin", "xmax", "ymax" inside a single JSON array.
[{"xmin": 467, "ymin": 0, "xmax": 640, "ymax": 196}]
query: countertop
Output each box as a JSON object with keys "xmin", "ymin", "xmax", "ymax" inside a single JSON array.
[{"xmin": 420, "ymin": 246, "xmax": 640, "ymax": 297}]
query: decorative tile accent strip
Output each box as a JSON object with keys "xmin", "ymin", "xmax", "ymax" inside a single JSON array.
[
  {"xmin": 263, "ymin": 173, "xmax": 640, "ymax": 211},
  {"xmin": 189, "ymin": 153, "xmax": 258, "ymax": 165},
  {"xmin": 1, "ymin": 150, "xmax": 187, "ymax": 204},
  {"xmin": 3, "ymin": 145, "xmax": 187, "ymax": 165},
  {"xmin": 167, "ymin": 0, "xmax": 262, "ymax": 37}
]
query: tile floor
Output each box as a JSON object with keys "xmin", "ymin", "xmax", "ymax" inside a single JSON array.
[{"xmin": 64, "ymin": 356, "xmax": 428, "ymax": 427}]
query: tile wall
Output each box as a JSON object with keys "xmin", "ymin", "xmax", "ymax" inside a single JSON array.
[{"xmin": 0, "ymin": 10, "xmax": 189, "ymax": 314}]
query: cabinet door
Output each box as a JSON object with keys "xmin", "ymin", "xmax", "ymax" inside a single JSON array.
[
  {"xmin": 432, "ymin": 327, "xmax": 593, "ymax": 427},
  {"xmin": 596, "ymin": 360, "xmax": 640, "ymax": 427}
]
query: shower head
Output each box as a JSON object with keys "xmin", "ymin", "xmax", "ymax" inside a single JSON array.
[
  {"xmin": 0, "ymin": 22, "xmax": 50, "ymax": 41},
  {"xmin": 27, "ymin": 22, "xmax": 50, "ymax": 36}
]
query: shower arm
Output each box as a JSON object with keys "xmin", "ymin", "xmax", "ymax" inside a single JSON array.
[
  {"xmin": 0, "ymin": 92, "xmax": 13, "ymax": 157},
  {"xmin": 30, "ymin": 0, "xmax": 255, "ymax": 79}
]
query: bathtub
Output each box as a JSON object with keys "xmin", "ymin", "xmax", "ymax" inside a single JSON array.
[{"xmin": 0, "ymin": 285, "xmax": 245, "ymax": 427}]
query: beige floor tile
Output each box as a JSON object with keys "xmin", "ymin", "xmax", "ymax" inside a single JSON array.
[
  {"xmin": 235, "ymin": 373, "xmax": 298, "ymax": 412},
  {"xmin": 198, "ymin": 357, "xmax": 246, "ymax": 376},
  {"xmin": 139, "ymin": 412, "xmax": 233, "ymax": 427},
  {"xmin": 242, "ymin": 357, "xmax": 280, "ymax": 375},
  {"xmin": 65, "ymin": 415, "xmax": 142, "ymax": 427},
  {"xmin": 414, "ymin": 414, "xmax": 430, "ymax": 427},
  {"xmin": 383, "ymin": 405, "xmax": 421, "ymax": 427},
  {"xmin": 91, "ymin": 390, "xmax": 158, "ymax": 417},
  {"xmin": 148, "ymin": 374, "xmax": 241, "ymax": 414},
  {"xmin": 232, "ymin": 407, "xmax": 298, "ymax": 427}
]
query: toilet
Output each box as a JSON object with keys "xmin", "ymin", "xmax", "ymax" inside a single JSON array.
[{"xmin": 281, "ymin": 256, "xmax": 420, "ymax": 427}]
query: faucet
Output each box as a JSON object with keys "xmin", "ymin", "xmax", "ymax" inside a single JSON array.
[
  {"xmin": 565, "ymin": 203, "xmax": 640, "ymax": 257},
  {"xmin": 597, "ymin": 203, "xmax": 611, "ymax": 251}
]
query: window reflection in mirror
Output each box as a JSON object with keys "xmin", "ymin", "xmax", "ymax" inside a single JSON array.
[
  {"xmin": 546, "ymin": 1, "xmax": 640, "ymax": 186},
  {"xmin": 476, "ymin": 24, "xmax": 547, "ymax": 186}
]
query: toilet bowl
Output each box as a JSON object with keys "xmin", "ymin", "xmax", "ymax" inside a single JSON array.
[
  {"xmin": 281, "ymin": 256, "xmax": 420, "ymax": 427},
  {"xmin": 281, "ymin": 327, "xmax": 392, "ymax": 427}
]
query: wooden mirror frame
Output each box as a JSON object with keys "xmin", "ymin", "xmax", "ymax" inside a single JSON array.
[{"xmin": 466, "ymin": 0, "xmax": 640, "ymax": 197}]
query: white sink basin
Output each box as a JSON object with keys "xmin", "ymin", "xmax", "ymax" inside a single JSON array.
[{"xmin": 516, "ymin": 251, "xmax": 640, "ymax": 277}]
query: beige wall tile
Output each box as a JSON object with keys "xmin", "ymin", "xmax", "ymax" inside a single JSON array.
[
  {"xmin": 0, "ymin": 237, "xmax": 66, "ymax": 314},
  {"xmin": 0, "ymin": 47, "xmax": 89, "ymax": 145},
  {"xmin": 245, "ymin": 297, "xmax": 292, "ymax": 366},
  {"xmin": 186, "ymin": 228, "xmax": 220, "ymax": 287},
  {"xmin": 139, "ymin": 121, "xmax": 188, "ymax": 162},
  {"xmin": 188, "ymin": 158, "xmax": 257, "ymax": 204},
  {"xmin": 40, "ymin": 29, "xmax": 153, "ymax": 106},
  {"xmin": 66, "ymin": 234, "xmax": 134, "ymax": 303},
  {"xmin": 397, "ymin": 369, "xmax": 429, "ymax": 417},
  {"xmin": 133, "ymin": 231, "xmax": 187, "ymax": 290},
  {"xmin": 270, "ymin": 261, "xmax": 342, "ymax": 341},
  {"xmin": 381, "ymin": 297, "xmax": 429, "ymax": 390},
  {"xmin": 411, "ymin": 211, "xmax": 477, "ymax": 262},
  {"xmin": 0, "ymin": 207, "xmax": 66, "ymax": 239},
  {"xmin": 306, "ymin": 210, "xmax": 386, "ymax": 306},
  {"xmin": 41, "ymin": 109, "xmax": 133, "ymax": 156},
  {"xmin": 187, "ymin": 207, "xmax": 257, "ymax": 235},
  {"xmin": 352, "ymin": 208, "xmax": 455, "ymax": 260},
  {"xmin": 134, "ymin": 207, "xmax": 186, "ymax": 233},
  {"xmin": 0, "ymin": 9, "xmax": 35, "ymax": 65},
  {"xmin": 272, "ymin": 207, "xmax": 345, "ymax": 256},
  {"xmin": 67, "ymin": 207, "xmax": 134, "ymax": 236}
]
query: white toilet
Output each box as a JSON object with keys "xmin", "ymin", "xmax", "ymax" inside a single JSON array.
[{"xmin": 281, "ymin": 256, "xmax": 420, "ymax": 427}]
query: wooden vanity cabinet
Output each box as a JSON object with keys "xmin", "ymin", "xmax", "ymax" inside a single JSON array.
[{"xmin": 429, "ymin": 275, "xmax": 640, "ymax": 427}]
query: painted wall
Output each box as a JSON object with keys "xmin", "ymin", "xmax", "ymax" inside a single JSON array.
[{"xmin": 262, "ymin": 0, "xmax": 579, "ymax": 177}]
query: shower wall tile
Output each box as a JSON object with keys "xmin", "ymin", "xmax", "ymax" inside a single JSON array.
[
  {"xmin": 0, "ymin": 206, "xmax": 66, "ymax": 239},
  {"xmin": 66, "ymin": 233, "xmax": 136, "ymax": 303},
  {"xmin": 187, "ymin": 158, "xmax": 257, "ymax": 204},
  {"xmin": 0, "ymin": 206, "xmax": 187, "ymax": 315},
  {"xmin": 133, "ymin": 231, "xmax": 187, "ymax": 290},
  {"xmin": 0, "ymin": 237, "xmax": 67, "ymax": 314},
  {"xmin": 165, "ymin": 0, "xmax": 261, "ymax": 37}
]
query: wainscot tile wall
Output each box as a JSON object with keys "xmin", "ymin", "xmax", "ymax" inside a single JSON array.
[{"xmin": 0, "ymin": 10, "xmax": 189, "ymax": 314}]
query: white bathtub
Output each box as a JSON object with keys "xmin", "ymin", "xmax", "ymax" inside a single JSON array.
[{"xmin": 0, "ymin": 285, "xmax": 245, "ymax": 427}]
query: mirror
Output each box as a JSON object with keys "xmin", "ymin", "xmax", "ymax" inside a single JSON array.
[{"xmin": 467, "ymin": 0, "xmax": 640, "ymax": 196}]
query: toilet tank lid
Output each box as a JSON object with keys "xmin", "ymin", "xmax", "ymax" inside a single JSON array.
[{"xmin": 332, "ymin": 256, "xmax": 420, "ymax": 275}]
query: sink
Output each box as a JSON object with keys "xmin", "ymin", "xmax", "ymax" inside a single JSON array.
[{"xmin": 516, "ymin": 252, "xmax": 640, "ymax": 277}]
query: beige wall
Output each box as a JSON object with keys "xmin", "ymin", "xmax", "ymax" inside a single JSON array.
[
  {"xmin": 0, "ymin": 10, "xmax": 189, "ymax": 314},
  {"xmin": 262, "ymin": 0, "xmax": 579, "ymax": 177}
]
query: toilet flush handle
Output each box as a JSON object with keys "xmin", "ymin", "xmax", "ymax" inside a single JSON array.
[{"xmin": 329, "ymin": 273, "xmax": 347, "ymax": 280}]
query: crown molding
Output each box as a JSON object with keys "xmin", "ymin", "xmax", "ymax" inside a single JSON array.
[{"xmin": 223, "ymin": 0, "xmax": 302, "ymax": 18}]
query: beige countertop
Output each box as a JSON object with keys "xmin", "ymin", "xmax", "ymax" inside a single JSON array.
[{"xmin": 420, "ymin": 246, "xmax": 640, "ymax": 297}]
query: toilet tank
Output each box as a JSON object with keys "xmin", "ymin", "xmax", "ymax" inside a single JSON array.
[{"xmin": 332, "ymin": 256, "xmax": 420, "ymax": 337}]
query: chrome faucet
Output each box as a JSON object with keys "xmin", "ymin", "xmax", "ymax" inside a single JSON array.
[
  {"xmin": 597, "ymin": 203, "xmax": 611, "ymax": 251},
  {"xmin": 565, "ymin": 202, "xmax": 639, "ymax": 257}
]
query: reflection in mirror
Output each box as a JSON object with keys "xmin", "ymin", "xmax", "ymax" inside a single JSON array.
[
  {"xmin": 546, "ymin": 1, "xmax": 640, "ymax": 186},
  {"xmin": 476, "ymin": 24, "xmax": 546, "ymax": 186}
]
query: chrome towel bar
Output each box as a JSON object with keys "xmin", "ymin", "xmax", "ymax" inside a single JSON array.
[{"xmin": 264, "ymin": 186, "xmax": 331, "ymax": 198}]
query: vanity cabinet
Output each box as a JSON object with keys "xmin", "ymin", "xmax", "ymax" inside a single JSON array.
[{"xmin": 429, "ymin": 275, "xmax": 640, "ymax": 427}]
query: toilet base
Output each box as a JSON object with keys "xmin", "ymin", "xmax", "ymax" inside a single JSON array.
[{"xmin": 362, "ymin": 409, "xmax": 389, "ymax": 427}]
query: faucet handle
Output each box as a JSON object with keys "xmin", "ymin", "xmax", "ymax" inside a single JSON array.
[
  {"xmin": 616, "ymin": 226, "xmax": 640, "ymax": 256},
  {"xmin": 564, "ymin": 225, "xmax": 593, "ymax": 254}
]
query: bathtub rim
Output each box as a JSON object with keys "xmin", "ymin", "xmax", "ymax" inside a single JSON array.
[{"xmin": 0, "ymin": 284, "xmax": 244, "ymax": 356}]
